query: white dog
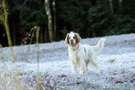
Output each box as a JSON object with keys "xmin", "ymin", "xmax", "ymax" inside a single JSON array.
[{"xmin": 65, "ymin": 32, "xmax": 105, "ymax": 74}]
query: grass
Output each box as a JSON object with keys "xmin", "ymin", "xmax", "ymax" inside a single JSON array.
[
  {"xmin": 0, "ymin": 0, "xmax": 135, "ymax": 90},
  {"xmin": 0, "ymin": 2, "xmax": 49, "ymax": 88},
  {"xmin": 0, "ymin": 1, "xmax": 42, "ymax": 90},
  {"xmin": 0, "ymin": 0, "xmax": 21, "ymax": 90},
  {"xmin": 109, "ymin": 59, "xmax": 116, "ymax": 63},
  {"xmin": 0, "ymin": 0, "xmax": 113, "ymax": 90}
]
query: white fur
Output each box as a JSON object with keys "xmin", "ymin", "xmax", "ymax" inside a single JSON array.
[
  {"xmin": 66, "ymin": 32, "xmax": 105, "ymax": 74},
  {"xmin": 69, "ymin": 32, "xmax": 76, "ymax": 45}
]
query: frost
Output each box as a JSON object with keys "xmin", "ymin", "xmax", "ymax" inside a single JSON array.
[{"xmin": 0, "ymin": 33, "xmax": 135, "ymax": 89}]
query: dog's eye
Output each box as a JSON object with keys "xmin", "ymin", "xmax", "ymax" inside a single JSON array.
[{"xmin": 73, "ymin": 36, "xmax": 75, "ymax": 39}]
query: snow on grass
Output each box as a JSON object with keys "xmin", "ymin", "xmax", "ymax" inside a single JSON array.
[{"xmin": 0, "ymin": 33, "xmax": 135, "ymax": 89}]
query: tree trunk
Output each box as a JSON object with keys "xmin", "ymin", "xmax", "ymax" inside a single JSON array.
[
  {"xmin": 72, "ymin": 24, "xmax": 75, "ymax": 30},
  {"xmin": 40, "ymin": 29, "xmax": 43, "ymax": 43},
  {"xmin": 63, "ymin": 26, "xmax": 67, "ymax": 37},
  {"xmin": 19, "ymin": 0, "xmax": 27, "ymax": 20},
  {"xmin": 45, "ymin": 0, "xmax": 54, "ymax": 42},
  {"xmin": 52, "ymin": 0, "xmax": 57, "ymax": 40},
  {"xmin": 45, "ymin": 29, "xmax": 48, "ymax": 42},
  {"xmin": 109, "ymin": 0, "xmax": 114, "ymax": 13},
  {"xmin": 92, "ymin": 29, "xmax": 96, "ymax": 37},
  {"xmin": 13, "ymin": 21, "xmax": 16, "ymax": 45},
  {"xmin": 119, "ymin": 0, "xmax": 122, "ymax": 11},
  {"xmin": 86, "ymin": 23, "xmax": 90, "ymax": 37}
]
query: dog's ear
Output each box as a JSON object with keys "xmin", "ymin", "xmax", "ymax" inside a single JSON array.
[
  {"xmin": 75, "ymin": 33, "xmax": 81, "ymax": 43},
  {"xmin": 65, "ymin": 33, "xmax": 70, "ymax": 45}
]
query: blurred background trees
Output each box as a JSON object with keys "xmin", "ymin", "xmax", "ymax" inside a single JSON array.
[{"xmin": 0, "ymin": 0, "xmax": 135, "ymax": 46}]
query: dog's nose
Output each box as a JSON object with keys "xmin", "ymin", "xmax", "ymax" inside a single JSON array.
[
  {"xmin": 71, "ymin": 39, "xmax": 73, "ymax": 42},
  {"xmin": 70, "ymin": 39, "xmax": 74, "ymax": 44}
]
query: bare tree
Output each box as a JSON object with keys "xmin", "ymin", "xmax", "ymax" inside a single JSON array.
[
  {"xmin": 109, "ymin": 0, "xmax": 114, "ymax": 13},
  {"xmin": 119, "ymin": 0, "xmax": 122, "ymax": 10},
  {"xmin": 45, "ymin": 0, "xmax": 54, "ymax": 42},
  {"xmin": 19, "ymin": 0, "xmax": 28, "ymax": 20},
  {"xmin": 52, "ymin": 0, "xmax": 56, "ymax": 40}
]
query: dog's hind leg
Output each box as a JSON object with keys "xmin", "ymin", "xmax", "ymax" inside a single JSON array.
[
  {"xmin": 91, "ymin": 59, "xmax": 99, "ymax": 73},
  {"xmin": 86, "ymin": 60, "xmax": 89, "ymax": 72},
  {"xmin": 89, "ymin": 54, "xmax": 99, "ymax": 73}
]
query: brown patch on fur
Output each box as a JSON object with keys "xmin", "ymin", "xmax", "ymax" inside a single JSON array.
[
  {"xmin": 75, "ymin": 33, "xmax": 81, "ymax": 44},
  {"xmin": 65, "ymin": 32, "xmax": 81, "ymax": 45},
  {"xmin": 84, "ymin": 47, "xmax": 86, "ymax": 52},
  {"xmin": 65, "ymin": 33, "xmax": 70, "ymax": 45}
]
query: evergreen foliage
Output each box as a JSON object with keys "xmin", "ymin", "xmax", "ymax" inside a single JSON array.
[{"xmin": 1, "ymin": 0, "xmax": 135, "ymax": 45}]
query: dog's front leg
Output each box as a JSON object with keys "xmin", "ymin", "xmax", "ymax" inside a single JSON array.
[
  {"xmin": 71, "ymin": 60, "xmax": 76, "ymax": 73},
  {"xmin": 79, "ymin": 59, "xmax": 86, "ymax": 74}
]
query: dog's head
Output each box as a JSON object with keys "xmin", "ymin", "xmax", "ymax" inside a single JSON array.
[{"xmin": 65, "ymin": 32, "xmax": 81, "ymax": 45}]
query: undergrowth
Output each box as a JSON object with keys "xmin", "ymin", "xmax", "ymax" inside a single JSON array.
[{"xmin": 0, "ymin": 0, "xmax": 43, "ymax": 89}]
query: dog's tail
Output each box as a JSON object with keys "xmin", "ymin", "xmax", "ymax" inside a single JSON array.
[{"xmin": 93, "ymin": 38, "xmax": 105, "ymax": 53}]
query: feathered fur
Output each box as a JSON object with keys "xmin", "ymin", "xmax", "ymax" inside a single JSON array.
[{"xmin": 65, "ymin": 32, "xmax": 105, "ymax": 74}]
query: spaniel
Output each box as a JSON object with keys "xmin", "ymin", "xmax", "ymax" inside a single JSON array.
[{"xmin": 65, "ymin": 32, "xmax": 105, "ymax": 74}]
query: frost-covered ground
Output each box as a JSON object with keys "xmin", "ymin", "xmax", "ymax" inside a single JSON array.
[{"xmin": 0, "ymin": 34, "xmax": 135, "ymax": 90}]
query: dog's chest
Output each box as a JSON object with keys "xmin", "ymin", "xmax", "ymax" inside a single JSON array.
[{"xmin": 69, "ymin": 49, "xmax": 80, "ymax": 59}]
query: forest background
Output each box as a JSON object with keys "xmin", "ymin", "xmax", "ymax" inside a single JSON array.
[{"xmin": 0, "ymin": 0, "xmax": 135, "ymax": 46}]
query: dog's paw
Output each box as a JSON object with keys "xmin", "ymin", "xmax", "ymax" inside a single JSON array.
[
  {"xmin": 72, "ymin": 69, "xmax": 76, "ymax": 73},
  {"xmin": 79, "ymin": 71, "xmax": 85, "ymax": 74},
  {"xmin": 96, "ymin": 69, "xmax": 100, "ymax": 73}
]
